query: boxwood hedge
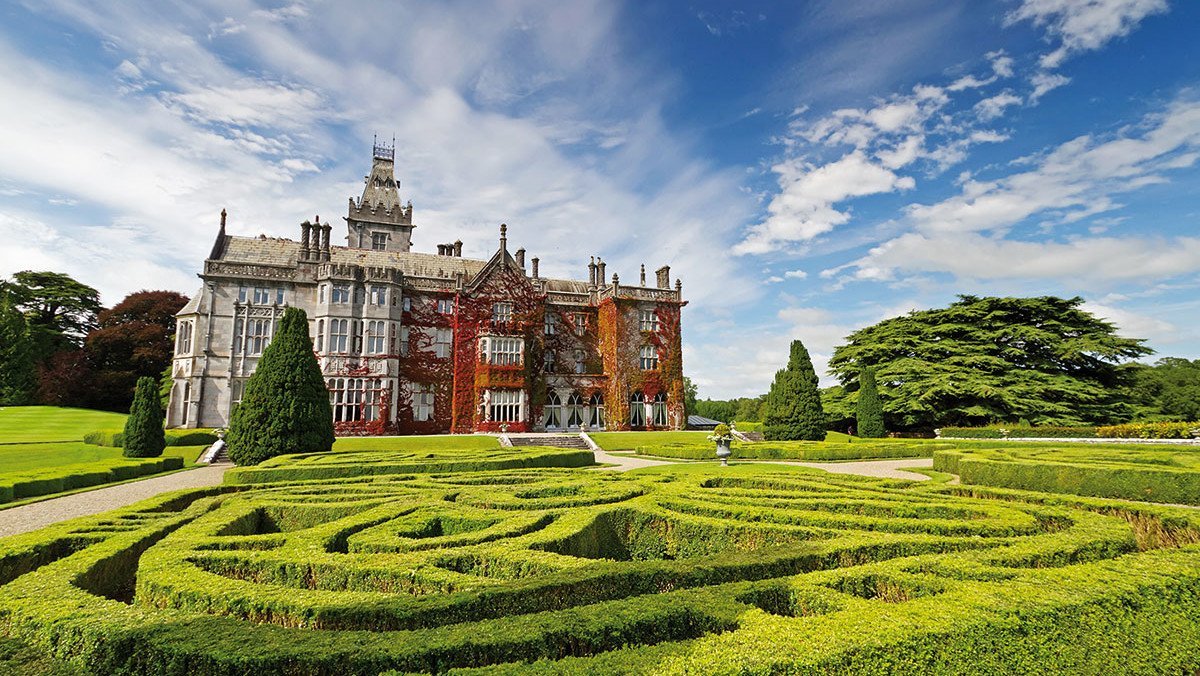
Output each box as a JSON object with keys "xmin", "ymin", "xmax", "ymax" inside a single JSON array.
[{"xmin": 2, "ymin": 444, "xmax": 1200, "ymax": 673}]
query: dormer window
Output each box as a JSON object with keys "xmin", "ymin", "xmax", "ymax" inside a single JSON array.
[{"xmin": 371, "ymin": 232, "xmax": 388, "ymax": 251}]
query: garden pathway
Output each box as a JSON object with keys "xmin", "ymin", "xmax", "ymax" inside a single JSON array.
[
  {"xmin": 0, "ymin": 463, "xmax": 231, "ymax": 538},
  {"xmin": 591, "ymin": 449, "xmax": 934, "ymax": 481}
]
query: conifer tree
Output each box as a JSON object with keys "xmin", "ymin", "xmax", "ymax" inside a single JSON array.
[
  {"xmin": 227, "ymin": 307, "xmax": 334, "ymax": 465},
  {"xmin": 856, "ymin": 366, "xmax": 885, "ymax": 438},
  {"xmin": 0, "ymin": 292, "xmax": 36, "ymax": 405},
  {"xmin": 123, "ymin": 376, "xmax": 165, "ymax": 457},
  {"xmin": 763, "ymin": 339, "xmax": 826, "ymax": 441}
]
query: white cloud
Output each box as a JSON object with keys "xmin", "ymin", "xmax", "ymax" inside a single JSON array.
[
  {"xmin": 905, "ymin": 99, "xmax": 1200, "ymax": 235},
  {"xmin": 1007, "ymin": 0, "xmax": 1168, "ymax": 69},
  {"xmin": 975, "ymin": 92, "xmax": 1022, "ymax": 121},
  {"xmin": 1081, "ymin": 301, "xmax": 1179, "ymax": 343},
  {"xmin": 1029, "ymin": 71, "xmax": 1071, "ymax": 103},
  {"xmin": 734, "ymin": 152, "xmax": 915, "ymax": 254}
]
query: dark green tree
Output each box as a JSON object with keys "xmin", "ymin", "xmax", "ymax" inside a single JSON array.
[
  {"xmin": 122, "ymin": 376, "xmax": 165, "ymax": 458},
  {"xmin": 0, "ymin": 291, "xmax": 36, "ymax": 404},
  {"xmin": 828, "ymin": 295, "xmax": 1151, "ymax": 430},
  {"xmin": 763, "ymin": 339, "xmax": 826, "ymax": 441},
  {"xmin": 1124, "ymin": 358, "xmax": 1200, "ymax": 421},
  {"xmin": 856, "ymin": 366, "xmax": 885, "ymax": 438},
  {"xmin": 2, "ymin": 271, "xmax": 102, "ymax": 364},
  {"xmin": 683, "ymin": 376, "xmax": 698, "ymax": 416},
  {"xmin": 227, "ymin": 307, "xmax": 334, "ymax": 465}
]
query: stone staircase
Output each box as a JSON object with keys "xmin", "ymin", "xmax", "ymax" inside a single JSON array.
[{"xmin": 504, "ymin": 434, "xmax": 592, "ymax": 450}]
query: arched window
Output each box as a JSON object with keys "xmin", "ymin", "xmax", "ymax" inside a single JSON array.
[
  {"xmin": 567, "ymin": 392, "xmax": 584, "ymax": 428},
  {"xmin": 630, "ymin": 391, "xmax": 645, "ymax": 427},
  {"xmin": 652, "ymin": 392, "xmax": 668, "ymax": 426},
  {"xmin": 589, "ymin": 392, "xmax": 605, "ymax": 428},
  {"xmin": 545, "ymin": 391, "xmax": 562, "ymax": 429}
]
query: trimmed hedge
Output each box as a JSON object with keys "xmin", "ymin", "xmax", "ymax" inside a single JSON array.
[
  {"xmin": 935, "ymin": 445, "xmax": 1200, "ymax": 504},
  {"xmin": 84, "ymin": 429, "xmax": 220, "ymax": 448},
  {"xmin": 1098, "ymin": 421, "xmax": 1200, "ymax": 439},
  {"xmin": 5, "ymin": 446, "xmax": 1200, "ymax": 673},
  {"xmin": 940, "ymin": 426, "xmax": 1099, "ymax": 439},
  {"xmin": 634, "ymin": 440, "xmax": 940, "ymax": 462},
  {"xmin": 0, "ymin": 456, "xmax": 184, "ymax": 504}
]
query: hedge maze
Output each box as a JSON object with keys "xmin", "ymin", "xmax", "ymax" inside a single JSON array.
[{"xmin": 4, "ymin": 444, "xmax": 1200, "ymax": 674}]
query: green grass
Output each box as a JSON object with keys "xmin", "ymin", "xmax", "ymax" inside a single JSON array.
[
  {"xmin": 0, "ymin": 406, "xmax": 127, "ymax": 444},
  {"xmin": 590, "ymin": 430, "xmax": 859, "ymax": 451},
  {"xmin": 331, "ymin": 435, "xmax": 500, "ymax": 452}
]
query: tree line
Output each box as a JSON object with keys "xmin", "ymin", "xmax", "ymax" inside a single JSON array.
[
  {"xmin": 0, "ymin": 270, "xmax": 187, "ymax": 411},
  {"xmin": 691, "ymin": 295, "xmax": 1198, "ymax": 435}
]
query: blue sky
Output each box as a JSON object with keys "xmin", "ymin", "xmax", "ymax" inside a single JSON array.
[{"xmin": 1, "ymin": 0, "xmax": 1198, "ymax": 398}]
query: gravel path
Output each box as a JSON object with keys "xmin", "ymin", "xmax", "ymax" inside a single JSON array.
[
  {"xmin": 0, "ymin": 463, "xmax": 231, "ymax": 539},
  {"xmin": 592, "ymin": 449, "xmax": 933, "ymax": 481}
]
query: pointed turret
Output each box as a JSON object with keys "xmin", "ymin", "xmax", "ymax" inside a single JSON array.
[{"xmin": 345, "ymin": 136, "xmax": 416, "ymax": 252}]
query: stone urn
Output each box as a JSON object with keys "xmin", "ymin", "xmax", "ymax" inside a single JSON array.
[{"xmin": 716, "ymin": 440, "xmax": 732, "ymax": 466}]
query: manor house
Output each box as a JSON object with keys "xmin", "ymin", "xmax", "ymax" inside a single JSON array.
[{"xmin": 168, "ymin": 141, "xmax": 686, "ymax": 435}]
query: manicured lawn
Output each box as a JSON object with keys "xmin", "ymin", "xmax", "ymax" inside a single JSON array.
[
  {"xmin": 331, "ymin": 435, "xmax": 500, "ymax": 452},
  {"xmin": 588, "ymin": 431, "xmax": 713, "ymax": 449},
  {"xmin": 628, "ymin": 460, "xmax": 824, "ymax": 478},
  {"xmin": 0, "ymin": 406, "xmax": 127, "ymax": 444}
]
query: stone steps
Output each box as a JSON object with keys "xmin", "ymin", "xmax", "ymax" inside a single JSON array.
[{"xmin": 505, "ymin": 434, "xmax": 592, "ymax": 450}]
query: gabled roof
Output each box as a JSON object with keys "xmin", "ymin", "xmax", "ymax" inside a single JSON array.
[{"xmin": 216, "ymin": 236, "xmax": 488, "ymax": 279}]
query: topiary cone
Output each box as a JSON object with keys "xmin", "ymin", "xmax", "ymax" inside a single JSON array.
[{"xmin": 123, "ymin": 376, "xmax": 166, "ymax": 457}]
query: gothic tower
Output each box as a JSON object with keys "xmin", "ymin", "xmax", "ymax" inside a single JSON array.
[{"xmin": 345, "ymin": 137, "xmax": 415, "ymax": 252}]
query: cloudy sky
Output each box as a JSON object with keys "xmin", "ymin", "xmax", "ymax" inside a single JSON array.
[{"xmin": 1, "ymin": 0, "xmax": 1198, "ymax": 398}]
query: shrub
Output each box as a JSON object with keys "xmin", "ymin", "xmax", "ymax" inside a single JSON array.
[
  {"xmin": 122, "ymin": 376, "xmax": 165, "ymax": 458},
  {"xmin": 84, "ymin": 429, "xmax": 220, "ymax": 448},
  {"xmin": 855, "ymin": 367, "xmax": 885, "ymax": 438},
  {"xmin": 763, "ymin": 340, "xmax": 825, "ymax": 441},
  {"xmin": 940, "ymin": 426, "xmax": 1099, "ymax": 439},
  {"xmin": 0, "ymin": 456, "xmax": 184, "ymax": 503},
  {"xmin": 227, "ymin": 307, "xmax": 334, "ymax": 465},
  {"xmin": 1098, "ymin": 422, "xmax": 1200, "ymax": 439}
]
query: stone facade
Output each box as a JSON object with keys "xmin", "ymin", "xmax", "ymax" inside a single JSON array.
[{"xmin": 168, "ymin": 143, "xmax": 687, "ymax": 434}]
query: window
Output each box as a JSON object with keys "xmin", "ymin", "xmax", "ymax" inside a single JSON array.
[
  {"xmin": 589, "ymin": 392, "xmax": 605, "ymax": 428},
  {"xmin": 238, "ymin": 286, "xmax": 247, "ymax": 303},
  {"xmin": 652, "ymin": 392, "xmax": 668, "ymax": 426},
  {"xmin": 433, "ymin": 328, "xmax": 453, "ymax": 358},
  {"xmin": 574, "ymin": 349, "xmax": 585, "ymax": 374},
  {"xmin": 639, "ymin": 308, "xmax": 658, "ymax": 332},
  {"xmin": 230, "ymin": 380, "xmax": 244, "ymax": 407},
  {"xmin": 572, "ymin": 313, "xmax": 588, "ymax": 336},
  {"xmin": 252, "ymin": 287, "xmax": 273, "ymax": 305},
  {"xmin": 488, "ymin": 389, "xmax": 522, "ymax": 423},
  {"xmin": 493, "ymin": 302, "xmax": 512, "ymax": 324},
  {"xmin": 402, "ymin": 297, "xmax": 412, "ymax": 312},
  {"xmin": 366, "ymin": 320, "xmax": 387, "ymax": 354},
  {"xmin": 544, "ymin": 312, "xmax": 557, "ymax": 335},
  {"xmin": 176, "ymin": 321, "xmax": 193, "ymax": 356},
  {"xmin": 232, "ymin": 318, "xmax": 243, "ymax": 354},
  {"xmin": 544, "ymin": 391, "xmax": 562, "ymax": 429},
  {"xmin": 481, "ymin": 336, "xmax": 523, "ymax": 366},
  {"xmin": 353, "ymin": 286, "xmax": 365, "ymax": 305},
  {"xmin": 247, "ymin": 318, "xmax": 270, "ymax": 355},
  {"xmin": 328, "ymin": 378, "xmax": 386, "ymax": 423},
  {"xmin": 351, "ymin": 320, "xmax": 363, "ymax": 353},
  {"xmin": 400, "ymin": 326, "xmax": 411, "ymax": 357},
  {"xmin": 407, "ymin": 382, "xmax": 434, "ymax": 421},
  {"xmin": 330, "ymin": 319, "xmax": 349, "ymax": 352},
  {"xmin": 630, "ymin": 391, "xmax": 645, "ymax": 427},
  {"xmin": 567, "ymin": 392, "xmax": 584, "ymax": 427},
  {"xmin": 332, "ymin": 285, "xmax": 351, "ymax": 304},
  {"xmin": 370, "ymin": 286, "xmax": 388, "ymax": 306},
  {"xmin": 371, "ymin": 232, "xmax": 388, "ymax": 250},
  {"xmin": 543, "ymin": 350, "xmax": 555, "ymax": 373},
  {"xmin": 319, "ymin": 285, "xmax": 326, "ymax": 303},
  {"xmin": 437, "ymin": 298, "xmax": 453, "ymax": 314},
  {"xmin": 640, "ymin": 345, "xmax": 658, "ymax": 370},
  {"xmin": 316, "ymin": 320, "xmax": 324, "ymax": 352},
  {"xmin": 277, "ymin": 288, "xmax": 286, "ymax": 305}
]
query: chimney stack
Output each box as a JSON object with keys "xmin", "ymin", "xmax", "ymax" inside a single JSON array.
[
  {"xmin": 515, "ymin": 247, "xmax": 525, "ymax": 268},
  {"xmin": 597, "ymin": 259, "xmax": 607, "ymax": 285},
  {"xmin": 499, "ymin": 223, "xmax": 507, "ymax": 252},
  {"xmin": 320, "ymin": 221, "xmax": 332, "ymax": 261},
  {"xmin": 531, "ymin": 257, "xmax": 540, "ymax": 280},
  {"xmin": 640, "ymin": 264, "xmax": 646, "ymax": 287},
  {"xmin": 588, "ymin": 256, "xmax": 597, "ymax": 288},
  {"xmin": 454, "ymin": 240, "xmax": 463, "ymax": 257},
  {"xmin": 437, "ymin": 244, "xmax": 446, "ymax": 256},
  {"xmin": 300, "ymin": 221, "xmax": 312, "ymax": 260},
  {"xmin": 656, "ymin": 265, "xmax": 671, "ymax": 289}
]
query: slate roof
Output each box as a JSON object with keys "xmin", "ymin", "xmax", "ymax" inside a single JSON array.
[{"xmin": 687, "ymin": 415, "xmax": 723, "ymax": 428}]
